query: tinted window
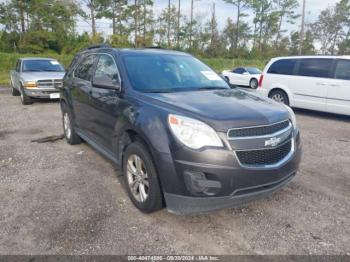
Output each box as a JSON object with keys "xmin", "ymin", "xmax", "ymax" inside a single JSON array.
[
  {"xmin": 297, "ymin": 58, "xmax": 333, "ymax": 78},
  {"xmin": 246, "ymin": 67, "xmax": 261, "ymax": 74},
  {"xmin": 267, "ymin": 59, "xmax": 297, "ymax": 75},
  {"xmin": 75, "ymin": 55, "xmax": 96, "ymax": 81},
  {"xmin": 334, "ymin": 60, "xmax": 350, "ymax": 80},
  {"xmin": 22, "ymin": 60, "xmax": 64, "ymax": 72},
  {"xmin": 122, "ymin": 54, "xmax": 229, "ymax": 93},
  {"xmin": 94, "ymin": 54, "xmax": 119, "ymax": 83},
  {"xmin": 233, "ymin": 68, "xmax": 245, "ymax": 74}
]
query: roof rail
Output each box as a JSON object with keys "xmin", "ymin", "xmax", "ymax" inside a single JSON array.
[
  {"xmin": 84, "ymin": 44, "xmax": 111, "ymax": 51},
  {"xmin": 146, "ymin": 46, "xmax": 164, "ymax": 49}
]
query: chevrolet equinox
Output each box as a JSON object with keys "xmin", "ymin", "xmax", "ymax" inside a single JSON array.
[{"xmin": 60, "ymin": 45, "xmax": 302, "ymax": 214}]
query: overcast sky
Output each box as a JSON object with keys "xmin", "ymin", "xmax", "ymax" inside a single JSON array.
[{"xmin": 79, "ymin": 0, "xmax": 340, "ymax": 36}]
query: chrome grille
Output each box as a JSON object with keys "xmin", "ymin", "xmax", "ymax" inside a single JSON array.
[
  {"xmin": 236, "ymin": 140, "xmax": 292, "ymax": 166},
  {"xmin": 228, "ymin": 120, "xmax": 290, "ymax": 138},
  {"xmin": 37, "ymin": 79, "xmax": 63, "ymax": 89}
]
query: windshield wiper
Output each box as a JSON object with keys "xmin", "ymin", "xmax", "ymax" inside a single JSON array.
[
  {"xmin": 196, "ymin": 86, "xmax": 228, "ymax": 91},
  {"xmin": 144, "ymin": 89, "xmax": 175, "ymax": 93}
]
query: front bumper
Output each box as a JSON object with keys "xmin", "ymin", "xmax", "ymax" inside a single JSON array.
[
  {"xmin": 159, "ymin": 131, "xmax": 302, "ymax": 214},
  {"xmin": 165, "ymin": 172, "xmax": 296, "ymax": 214},
  {"xmin": 24, "ymin": 88, "xmax": 60, "ymax": 98}
]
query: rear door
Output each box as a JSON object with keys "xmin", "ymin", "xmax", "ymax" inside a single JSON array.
[
  {"xmin": 71, "ymin": 54, "xmax": 98, "ymax": 135},
  {"xmin": 293, "ymin": 58, "xmax": 334, "ymax": 111},
  {"xmin": 326, "ymin": 59, "xmax": 350, "ymax": 115}
]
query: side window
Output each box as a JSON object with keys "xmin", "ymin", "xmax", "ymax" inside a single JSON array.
[
  {"xmin": 297, "ymin": 58, "xmax": 333, "ymax": 78},
  {"xmin": 94, "ymin": 54, "xmax": 119, "ymax": 83},
  {"xmin": 334, "ymin": 60, "xmax": 350, "ymax": 80},
  {"xmin": 16, "ymin": 60, "xmax": 21, "ymax": 72},
  {"xmin": 267, "ymin": 59, "xmax": 297, "ymax": 75},
  {"xmin": 233, "ymin": 68, "xmax": 244, "ymax": 74},
  {"xmin": 74, "ymin": 55, "xmax": 96, "ymax": 81}
]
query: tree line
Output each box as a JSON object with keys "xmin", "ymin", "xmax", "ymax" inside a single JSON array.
[{"xmin": 0, "ymin": 0, "xmax": 350, "ymax": 59}]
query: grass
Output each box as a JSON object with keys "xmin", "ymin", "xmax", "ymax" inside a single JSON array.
[{"xmin": 0, "ymin": 52, "xmax": 265, "ymax": 86}]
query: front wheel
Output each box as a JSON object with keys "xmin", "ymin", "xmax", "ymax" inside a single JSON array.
[
  {"xmin": 11, "ymin": 82, "xmax": 20, "ymax": 96},
  {"xmin": 269, "ymin": 90, "xmax": 290, "ymax": 106},
  {"xmin": 249, "ymin": 78, "xmax": 258, "ymax": 89},
  {"xmin": 123, "ymin": 141, "xmax": 163, "ymax": 213},
  {"xmin": 20, "ymin": 85, "xmax": 32, "ymax": 105}
]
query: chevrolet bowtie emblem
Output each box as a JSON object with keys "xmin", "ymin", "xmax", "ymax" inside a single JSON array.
[{"xmin": 265, "ymin": 137, "xmax": 281, "ymax": 147}]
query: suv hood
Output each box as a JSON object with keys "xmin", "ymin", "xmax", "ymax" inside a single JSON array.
[
  {"xmin": 20, "ymin": 72, "xmax": 65, "ymax": 81},
  {"xmin": 143, "ymin": 89, "xmax": 290, "ymax": 131}
]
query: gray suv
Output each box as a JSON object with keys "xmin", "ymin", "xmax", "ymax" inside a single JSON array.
[{"xmin": 60, "ymin": 45, "xmax": 302, "ymax": 214}]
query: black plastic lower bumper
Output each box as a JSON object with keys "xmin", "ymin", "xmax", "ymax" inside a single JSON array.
[{"xmin": 165, "ymin": 172, "xmax": 296, "ymax": 214}]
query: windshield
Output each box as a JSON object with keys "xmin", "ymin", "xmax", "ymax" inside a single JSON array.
[
  {"xmin": 122, "ymin": 54, "xmax": 229, "ymax": 93},
  {"xmin": 246, "ymin": 67, "xmax": 261, "ymax": 74},
  {"xmin": 22, "ymin": 60, "xmax": 65, "ymax": 72}
]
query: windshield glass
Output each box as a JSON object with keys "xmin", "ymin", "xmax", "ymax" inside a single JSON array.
[
  {"xmin": 22, "ymin": 60, "xmax": 65, "ymax": 72},
  {"xmin": 122, "ymin": 54, "xmax": 229, "ymax": 93},
  {"xmin": 246, "ymin": 67, "xmax": 261, "ymax": 74}
]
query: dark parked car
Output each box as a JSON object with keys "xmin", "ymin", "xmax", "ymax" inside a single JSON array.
[{"xmin": 60, "ymin": 45, "xmax": 302, "ymax": 214}]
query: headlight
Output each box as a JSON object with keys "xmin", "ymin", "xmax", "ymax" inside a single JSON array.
[
  {"xmin": 168, "ymin": 114, "xmax": 223, "ymax": 149},
  {"xmin": 23, "ymin": 81, "xmax": 37, "ymax": 88},
  {"xmin": 284, "ymin": 105, "xmax": 297, "ymax": 130}
]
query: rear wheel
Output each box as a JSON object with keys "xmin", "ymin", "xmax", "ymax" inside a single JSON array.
[
  {"xmin": 269, "ymin": 89, "xmax": 289, "ymax": 106},
  {"xmin": 19, "ymin": 85, "xmax": 32, "ymax": 105},
  {"xmin": 61, "ymin": 103, "xmax": 82, "ymax": 145},
  {"xmin": 249, "ymin": 78, "xmax": 258, "ymax": 89},
  {"xmin": 123, "ymin": 141, "xmax": 163, "ymax": 213}
]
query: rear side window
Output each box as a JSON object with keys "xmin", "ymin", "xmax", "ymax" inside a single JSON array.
[
  {"xmin": 74, "ymin": 55, "xmax": 96, "ymax": 81},
  {"xmin": 267, "ymin": 59, "xmax": 297, "ymax": 75},
  {"xmin": 334, "ymin": 60, "xmax": 350, "ymax": 80},
  {"xmin": 297, "ymin": 58, "xmax": 333, "ymax": 78}
]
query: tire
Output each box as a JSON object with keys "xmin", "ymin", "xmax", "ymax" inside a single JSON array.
[
  {"xmin": 20, "ymin": 85, "xmax": 32, "ymax": 105},
  {"xmin": 61, "ymin": 102, "xmax": 82, "ymax": 145},
  {"xmin": 249, "ymin": 78, "xmax": 258, "ymax": 89},
  {"xmin": 269, "ymin": 89, "xmax": 290, "ymax": 106},
  {"xmin": 11, "ymin": 82, "xmax": 20, "ymax": 96},
  {"xmin": 123, "ymin": 141, "xmax": 163, "ymax": 213}
]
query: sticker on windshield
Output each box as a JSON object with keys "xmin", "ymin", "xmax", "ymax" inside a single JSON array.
[
  {"xmin": 50, "ymin": 61, "xmax": 59, "ymax": 65},
  {"xmin": 201, "ymin": 71, "xmax": 221, "ymax": 81}
]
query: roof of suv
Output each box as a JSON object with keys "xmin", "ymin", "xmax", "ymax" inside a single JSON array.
[
  {"xmin": 270, "ymin": 55, "xmax": 350, "ymax": 61},
  {"xmin": 81, "ymin": 47, "xmax": 190, "ymax": 56}
]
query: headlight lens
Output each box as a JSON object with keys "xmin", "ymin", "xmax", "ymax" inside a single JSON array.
[
  {"xmin": 284, "ymin": 105, "xmax": 297, "ymax": 130},
  {"xmin": 23, "ymin": 81, "xmax": 37, "ymax": 88},
  {"xmin": 168, "ymin": 114, "xmax": 223, "ymax": 149}
]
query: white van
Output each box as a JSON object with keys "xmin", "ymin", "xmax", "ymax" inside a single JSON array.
[{"xmin": 257, "ymin": 56, "xmax": 350, "ymax": 116}]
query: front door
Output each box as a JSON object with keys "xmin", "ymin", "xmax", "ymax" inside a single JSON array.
[{"xmin": 89, "ymin": 53, "xmax": 123, "ymax": 152}]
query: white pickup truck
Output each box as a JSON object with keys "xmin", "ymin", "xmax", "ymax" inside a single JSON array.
[{"xmin": 10, "ymin": 58, "xmax": 65, "ymax": 105}]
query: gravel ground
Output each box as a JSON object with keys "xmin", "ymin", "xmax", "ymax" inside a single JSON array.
[{"xmin": 0, "ymin": 86, "xmax": 349, "ymax": 255}]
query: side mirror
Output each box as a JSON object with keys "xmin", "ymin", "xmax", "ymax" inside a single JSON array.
[{"xmin": 92, "ymin": 75, "xmax": 120, "ymax": 91}]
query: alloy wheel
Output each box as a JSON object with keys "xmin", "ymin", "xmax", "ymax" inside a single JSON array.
[
  {"xmin": 126, "ymin": 154, "xmax": 149, "ymax": 203},
  {"xmin": 272, "ymin": 94, "xmax": 285, "ymax": 103},
  {"xmin": 63, "ymin": 113, "xmax": 72, "ymax": 139}
]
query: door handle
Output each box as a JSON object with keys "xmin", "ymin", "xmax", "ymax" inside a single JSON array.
[
  {"xmin": 316, "ymin": 82, "xmax": 327, "ymax": 86},
  {"xmin": 330, "ymin": 84, "xmax": 340, "ymax": 87}
]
